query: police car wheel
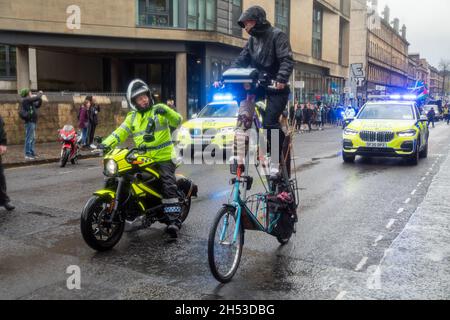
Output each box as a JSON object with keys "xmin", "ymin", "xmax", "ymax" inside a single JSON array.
[
  {"xmin": 408, "ymin": 140, "xmax": 420, "ymax": 165},
  {"xmin": 419, "ymin": 142, "xmax": 428, "ymax": 159}
]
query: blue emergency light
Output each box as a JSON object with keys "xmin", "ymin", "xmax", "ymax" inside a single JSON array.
[{"xmin": 213, "ymin": 93, "xmax": 234, "ymax": 102}]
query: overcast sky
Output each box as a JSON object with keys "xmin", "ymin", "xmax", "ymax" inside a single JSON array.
[{"xmin": 376, "ymin": 0, "xmax": 450, "ymax": 68}]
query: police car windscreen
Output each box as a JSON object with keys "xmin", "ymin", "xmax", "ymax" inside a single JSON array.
[
  {"xmin": 198, "ymin": 103, "xmax": 238, "ymax": 118},
  {"xmin": 358, "ymin": 104, "xmax": 414, "ymax": 120}
]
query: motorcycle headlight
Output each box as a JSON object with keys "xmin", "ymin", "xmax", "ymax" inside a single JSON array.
[
  {"xmin": 60, "ymin": 134, "xmax": 67, "ymax": 140},
  {"xmin": 344, "ymin": 128, "xmax": 359, "ymax": 136},
  {"xmin": 398, "ymin": 129, "xmax": 417, "ymax": 137},
  {"xmin": 105, "ymin": 160, "xmax": 118, "ymax": 176}
]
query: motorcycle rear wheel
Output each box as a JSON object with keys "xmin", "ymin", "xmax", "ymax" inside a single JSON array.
[{"xmin": 81, "ymin": 196, "xmax": 125, "ymax": 252}]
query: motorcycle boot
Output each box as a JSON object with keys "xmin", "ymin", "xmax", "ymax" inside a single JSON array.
[{"xmin": 163, "ymin": 199, "xmax": 182, "ymax": 239}]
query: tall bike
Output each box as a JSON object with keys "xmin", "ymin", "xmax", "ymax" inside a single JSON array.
[{"xmin": 208, "ymin": 68, "xmax": 300, "ymax": 283}]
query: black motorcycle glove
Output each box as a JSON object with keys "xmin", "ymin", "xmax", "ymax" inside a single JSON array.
[{"xmin": 154, "ymin": 106, "xmax": 167, "ymax": 115}]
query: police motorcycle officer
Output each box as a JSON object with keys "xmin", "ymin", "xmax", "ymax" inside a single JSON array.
[{"xmin": 99, "ymin": 79, "xmax": 184, "ymax": 238}]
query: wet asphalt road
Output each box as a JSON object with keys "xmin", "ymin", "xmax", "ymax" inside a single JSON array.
[{"xmin": 1, "ymin": 122, "xmax": 450, "ymax": 300}]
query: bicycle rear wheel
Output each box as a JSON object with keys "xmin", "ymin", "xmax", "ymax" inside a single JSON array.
[{"xmin": 208, "ymin": 206, "xmax": 244, "ymax": 283}]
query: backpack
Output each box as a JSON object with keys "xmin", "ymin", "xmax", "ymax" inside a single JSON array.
[{"xmin": 19, "ymin": 107, "xmax": 30, "ymax": 121}]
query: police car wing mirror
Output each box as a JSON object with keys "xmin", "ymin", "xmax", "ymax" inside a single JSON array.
[{"xmin": 192, "ymin": 113, "xmax": 198, "ymax": 119}]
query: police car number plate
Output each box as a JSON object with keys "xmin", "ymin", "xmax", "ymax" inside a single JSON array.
[{"xmin": 367, "ymin": 142, "xmax": 387, "ymax": 148}]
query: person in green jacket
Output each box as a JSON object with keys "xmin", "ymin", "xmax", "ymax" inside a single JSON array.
[{"xmin": 101, "ymin": 79, "xmax": 183, "ymax": 238}]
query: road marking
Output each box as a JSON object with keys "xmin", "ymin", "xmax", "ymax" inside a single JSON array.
[
  {"xmin": 87, "ymin": 167, "xmax": 101, "ymax": 170},
  {"xmin": 411, "ymin": 189, "xmax": 417, "ymax": 195},
  {"xmin": 372, "ymin": 235, "xmax": 384, "ymax": 247},
  {"xmin": 397, "ymin": 208, "xmax": 404, "ymax": 214},
  {"xmin": 386, "ymin": 219, "xmax": 396, "ymax": 229},
  {"xmin": 417, "ymin": 182, "xmax": 422, "ymax": 187},
  {"xmin": 355, "ymin": 257, "xmax": 368, "ymax": 271},
  {"xmin": 335, "ymin": 291, "xmax": 347, "ymax": 300},
  {"xmin": 425, "ymin": 172, "xmax": 430, "ymax": 176},
  {"xmin": 404, "ymin": 198, "xmax": 411, "ymax": 204},
  {"xmin": 421, "ymin": 177, "xmax": 426, "ymax": 181}
]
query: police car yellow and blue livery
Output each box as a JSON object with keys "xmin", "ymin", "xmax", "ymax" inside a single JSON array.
[{"xmin": 342, "ymin": 97, "xmax": 429, "ymax": 165}]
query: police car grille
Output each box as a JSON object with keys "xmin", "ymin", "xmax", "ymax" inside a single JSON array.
[{"xmin": 360, "ymin": 131, "xmax": 394, "ymax": 142}]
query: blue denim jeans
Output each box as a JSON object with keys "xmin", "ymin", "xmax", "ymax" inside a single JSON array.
[
  {"xmin": 24, "ymin": 122, "xmax": 36, "ymax": 157},
  {"xmin": 81, "ymin": 127, "xmax": 88, "ymax": 146}
]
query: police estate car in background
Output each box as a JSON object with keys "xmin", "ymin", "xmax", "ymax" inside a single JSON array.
[{"xmin": 342, "ymin": 95, "xmax": 429, "ymax": 165}]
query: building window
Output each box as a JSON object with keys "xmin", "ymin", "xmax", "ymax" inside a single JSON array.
[
  {"xmin": 188, "ymin": 0, "xmax": 216, "ymax": 30},
  {"xmin": 312, "ymin": 6, "xmax": 323, "ymax": 60},
  {"xmin": 340, "ymin": 0, "xmax": 350, "ymax": 17},
  {"xmin": 216, "ymin": 0, "xmax": 242, "ymax": 36},
  {"xmin": 339, "ymin": 20, "xmax": 344, "ymax": 65},
  {"xmin": 275, "ymin": 0, "xmax": 290, "ymax": 36},
  {"xmin": 0, "ymin": 45, "xmax": 16, "ymax": 79}
]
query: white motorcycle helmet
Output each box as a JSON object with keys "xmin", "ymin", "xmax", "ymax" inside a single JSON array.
[{"xmin": 126, "ymin": 79, "xmax": 155, "ymax": 112}]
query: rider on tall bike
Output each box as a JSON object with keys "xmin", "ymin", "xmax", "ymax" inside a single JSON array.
[
  {"xmin": 100, "ymin": 80, "xmax": 184, "ymax": 239},
  {"xmin": 215, "ymin": 5, "xmax": 294, "ymax": 177}
]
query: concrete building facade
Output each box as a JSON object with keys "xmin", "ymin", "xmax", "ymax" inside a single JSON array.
[
  {"xmin": 409, "ymin": 54, "xmax": 430, "ymax": 87},
  {"xmin": 349, "ymin": 0, "xmax": 410, "ymax": 104},
  {"xmin": 429, "ymin": 65, "xmax": 444, "ymax": 99},
  {"xmin": 0, "ymin": 0, "xmax": 351, "ymax": 118}
]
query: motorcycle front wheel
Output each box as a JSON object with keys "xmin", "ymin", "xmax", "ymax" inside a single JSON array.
[
  {"xmin": 60, "ymin": 148, "xmax": 70, "ymax": 168},
  {"xmin": 81, "ymin": 196, "xmax": 125, "ymax": 252}
]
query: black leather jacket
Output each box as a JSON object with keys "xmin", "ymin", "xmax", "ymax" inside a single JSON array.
[{"xmin": 231, "ymin": 6, "xmax": 294, "ymax": 84}]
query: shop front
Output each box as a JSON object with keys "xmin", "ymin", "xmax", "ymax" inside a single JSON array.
[{"xmin": 293, "ymin": 64, "xmax": 346, "ymax": 106}]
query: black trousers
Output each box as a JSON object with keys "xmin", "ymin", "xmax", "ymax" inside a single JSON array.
[
  {"xmin": 87, "ymin": 123, "xmax": 97, "ymax": 146},
  {"xmin": 264, "ymin": 93, "xmax": 290, "ymax": 162},
  {"xmin": 0, "ymin": 159, "xmax": 10, "ymax": 205},
  {"xmin": 151, "ymin": 161, "xmax": 179, "ymax": 200}
]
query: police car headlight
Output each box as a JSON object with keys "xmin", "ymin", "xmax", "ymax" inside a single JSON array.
[
  {"xmin": 398, "ymin": 130, "xmax": 417, "ymax": 137},
  {"xmin": 344, "ymin": 128, "xmax": 359, "ymax": 136},
  {"xmin": 105, "ymin": 160, "xmax": 118, "ymax": 176}
]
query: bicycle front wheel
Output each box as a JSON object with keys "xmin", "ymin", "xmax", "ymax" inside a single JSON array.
[{"xmin": 208, "ymin": 206, "xmax": 244, "ymax": 283}]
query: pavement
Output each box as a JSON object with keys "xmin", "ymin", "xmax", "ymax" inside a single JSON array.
[
  {"xmin": 0, "ymin": 122, "xmax": 449, "ymax": 300},
  {"xmin": 1, "ymin": 142, "xmax": 100, "ymax": 168}
]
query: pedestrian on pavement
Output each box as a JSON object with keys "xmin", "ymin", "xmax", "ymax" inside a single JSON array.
[
  {"xmin": 0, "ymin": 115, "xmax": 15, "ymax": 212},
  {"xmin": 304, "ymin": 103, "xmax": 313, "ymax": 133},
  {"xmin": 78, "ymin": 97, "xmax": 90, "ymax": 147},
  {"xmin": 19, "ymin": 88, "xmax": 43, "ymax": 160},
  {"xmin": 167, "ymin": 98, "xmax": 176, "ymax": 111},
  {"xmin": 427, "ymin": 107, "xmax": 436, "ymax": 128},
  {"xmin": 289, "ymin": 103, "xmax": 296, "ymax": 127},
  {"xmin": 87, "ymin": 96, "xmax": 100, "ymax": 148},
  {"xmin": 295, "ymin": 104, "xmax": 303, "ymax": 133},
  {"xmin": 443, "ymin": 104, "xmax": 449, "ymax": 125}
]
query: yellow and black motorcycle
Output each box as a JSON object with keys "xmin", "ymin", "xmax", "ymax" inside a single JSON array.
[{"xmin": 81, "ymin": 144, "xmax": 198, "ymax": 251}]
